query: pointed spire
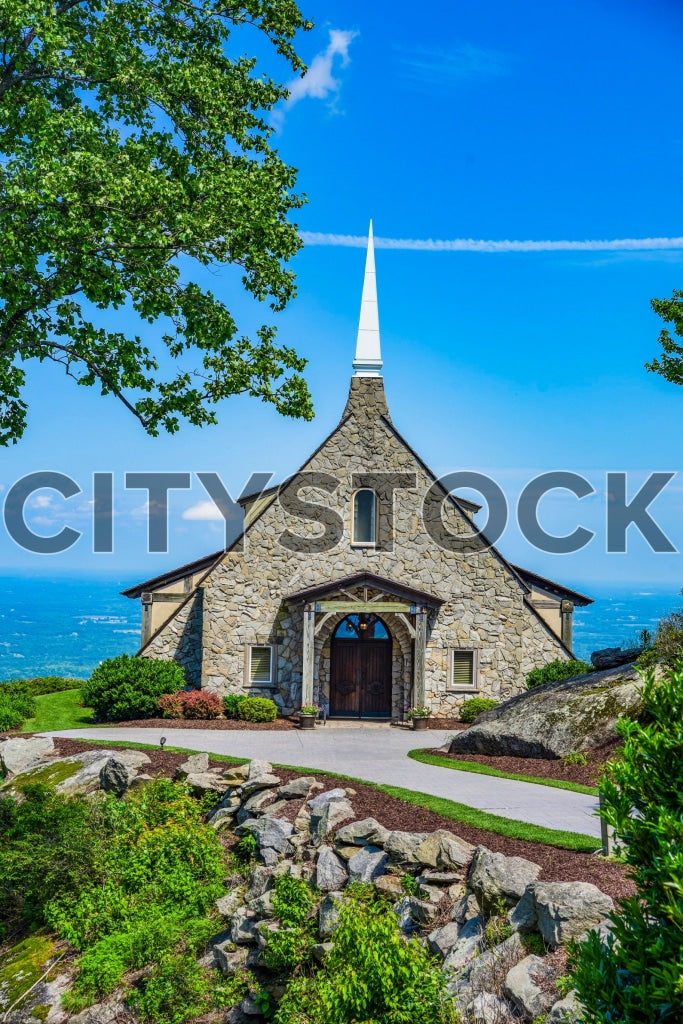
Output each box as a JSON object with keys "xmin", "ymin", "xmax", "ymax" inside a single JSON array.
[{"xmin": 352, "ymin": 221, "xmax": 383, "ymax": 376}]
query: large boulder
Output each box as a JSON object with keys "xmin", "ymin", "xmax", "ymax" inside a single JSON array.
[
  {"xmin": 509, "ymin": 881, "xmax": 614, "ymax": 947},
  {"xmin": 591, "ymin": 647, "xmax": 642, "ymax": 670},
  {"xmin": 449, "ymin": 664, "xmax": 644, "ymax": 758},
  {"xmin": 469, "ymin": 846, "xmax": 541, "ymax": 911},
  {"xmin": 0, "ymin": 735, "xmax": 54, "ymax": 775},
  {"xmin": 504, "ymin": 954, "xmax": 558, "ymax": 1018}
]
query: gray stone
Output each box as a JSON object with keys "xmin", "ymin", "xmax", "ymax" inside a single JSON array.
[
  {"xmin": 467, "ymin": 993, "xmax": 515, "ymax": 1024},
  {"xmin": 547, "ymin": 990, "xmax": 582, "ymax": 1023},
  {"xmin": 184, "ymin": 771, "xmax": 227, "ymax": 795},
  {"xmin": 591, "ymin": 647, "xmax": 642, "ymax": 670},
  {"xmin": 449, "ymin": 664, "xmax": 645, "ymax": 758},
  {"xmin": 517, "ymin": 882, "xmax": 615, "ymax": 948},
  {"xmin": 335, "ymin": 817, "xmax": 390, "ymax": 847},
  {"xmin": 469, "ymin": 846, "xmax": 541, "ymax": 911},
  {"xmin": 213, "ymin": 939, "xmax": 248, "ymax": 974},
  {"xmin": 373, "ymin": 874, "xmax": 404, "ymax": 897},
  {"xmin": 243, "ymin": 788, "xmax": 278, "ymax": 815},
  {"xmin": 384, "ymin": 830, "xmax": 429, "ymax": 863},
  {"xmin": 393, "ymin": 896, "xmax": 437, "ymax": 933},
  {"xmin": 319, "ymin": 893, "xmax": 342, "ymax": 938},
  {"xmin": 417, "ymin": 871, "xmax": 463, "ymax": 885},
  {"xmin": 239, "ymin": 759, "xmax": 281, "ymax": 796},
  {"xmin": 216, "ymin": 892, "xmax": 242, "ymax": 917},
  {"xmin": 240, "ymin": 994, "xmax": 263, "ymax": 1016},
  {"xmin": 210, "ymin": 803, "xmax": 241, "ymax": 828},
  {"xmin": 451, "ymin": 891, "xmax": 480, "ymax": 924},
  {"xmin": 99, "ymin": 757, "xmax": 132, "ymax": 797},
  {"xmin": 325, "ymin": 797, "xmax": 355, "ymax": 829},
  {"xmin": 442, "ymin": 933, "xmax": 481, "ymax": 974},
  {"xmin": 236, "ymin": 816, "xmax": 295, "ymax": 857},
  {"xmin": 175, "ymin": 752, "xmax": 209, "ymax": 778},
  {"xmin": 68, "ymin": 1000, "xmax": 129, "ymax": 1024},
  {"xmin": 504, "ymin": 954, "xmax": 558, "ymax": 1018},
  {"xmin": 278, "ymin": 777, "xmax": 319, "ymax": 799},
  {"xmin": 310, "ymin": 803, "xmax": 330, "ymax": 845},
  {"xmin": 248, "ymin": 890, "xmax": 275, "ymax": 918},
  {"xmin": 414, "ymin": 830, "xmax": 474, "ymax": 870},
  {"xmin": 311, "ymin": 942, "xmax": 334, "ymax": 963},
  {"xmin": 468, "ymin": 933, "xmax": 525, "ymax": 995},
  {"xmin": 308, "ymin": 787, "xmax": 347, "ymax": 810},
  {"xmin": 231, "ymin": 911, "xmax": 260, "ymax": 945},
  {"xmin": 347, "ymin": 845, "xmax": 389, "ymax": 883},
  {"xmin": 427, "ymin": 921, "xmax": 461, "ymax": 958},
  {"xmin": 0, "ymin": 735, "xmax": 54, "ymax": 775},
  {"xmin": 316, "ymin": 846, "xmax": 349, "ymax": 891},
  {"xmin": 244, "ymin": 866, "xmax": 274, "ymax": 902}
]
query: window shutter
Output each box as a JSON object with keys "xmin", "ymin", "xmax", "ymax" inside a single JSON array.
[
  {"xmin": 452, "ymin": 651, "xmax": 474, "ymax": 688},
  {"xmin": 250, "ymin": 646, "xmax": 272, "ymax": 682}
]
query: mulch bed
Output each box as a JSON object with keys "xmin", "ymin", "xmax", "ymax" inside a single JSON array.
[
  {"xmin": 426, "ymin": 740, "xmax": 622, "ymax": 788},
  {"xmin": 52, "ymin": 737, "xmax": 635, "ymax": 904},
  {"xmin": 103, "ymin": 716, "xmax": 300, "ymax": 730}
]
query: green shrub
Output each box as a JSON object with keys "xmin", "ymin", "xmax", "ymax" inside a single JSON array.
[
  {"xmin": 82, "ymin": 655, "xmax": 185, "ymax": 721},
  {"xmin": 223, "ymin": 693, "xmax": 248, "ymax": 719},
  {"xmin": 262, "ymin": 875, "xmax": 317, "ymax": 972},
  {"xmin": 24, "ymin": 676, "xmax": 82, "ymax": 696},
  {"xmin": 526, "ymin": 658, "xmax": 592, "ymax": 689},
  {"xmin": 0, "ymin": 681, "xmax": 37, "ymax": 732},
  {"xmin": 636, "ymin": 593, "xmax": 683, "ymax": 671},
  {"xmin": 459, "ymin": 697, "xmax": 498, "ymax": 724},
  {"xmin": 570, "ymin": 662, "xmax": 683, "ymax": 1021},
  {"xmin": 237, "ymin": 696, "xmax": 278, "ymax": 722},
  {"xmin": 274, "ymin": 887, "xmax": 458, "ymax": 1023}
]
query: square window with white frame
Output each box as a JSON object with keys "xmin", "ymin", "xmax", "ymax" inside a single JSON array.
[
  {"xmin": 249, "ymin": 644, "xmax": 274, "ymax": 685},
  {"xmin": 448, "ymin": 649, "xmax": 478, "ymax": 691}
]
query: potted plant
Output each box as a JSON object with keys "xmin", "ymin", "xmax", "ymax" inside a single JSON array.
[
  {"xmin": 299, "ymin": 704, "xmax": 320, "ymax": 729},
  {"xmin": 407, "ymin": 706, "xmax": 431, "ymax": 730}
]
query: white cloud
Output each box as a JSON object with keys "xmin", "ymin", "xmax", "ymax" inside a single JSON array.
[
  {"xmin": 182, "ymin": 500, "xmax": 224, "ymax": 522},
  {"xmin": 31, "ymin": 493, "xmax": 54, "ymax": 509},
  {"xmin": 300, "ymin": 232, "xmax": 683, "ymax": 253},
  {"xmin": 273, "ymin": 29, "xmax": 358, "ymax": 127}
]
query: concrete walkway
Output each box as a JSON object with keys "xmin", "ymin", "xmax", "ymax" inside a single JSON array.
[{"xmin": 48, "ymin": 726, "xmax": 601, "ymax": 840}]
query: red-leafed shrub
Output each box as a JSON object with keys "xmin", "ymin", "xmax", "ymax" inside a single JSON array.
[
  {"xmin": 157, "ymin": 692, "xmax": 185, "ymax": 719},
  {"xmin": 181, "ymin": 690, "xmax": 223, "ymax": 719},
  {"xmin": 157, "ymin": 690, "xmax": 223, "ymax": 720}
]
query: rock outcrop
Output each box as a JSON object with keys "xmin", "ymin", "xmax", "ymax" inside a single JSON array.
[{"xmin": 449, "ymin": 663, "xmax": 644, "ymax": 758}]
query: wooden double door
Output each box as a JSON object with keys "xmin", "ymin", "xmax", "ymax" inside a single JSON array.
[{"xmin": 329, "ymin": 634, "xmax": 393, "ymax": 718}]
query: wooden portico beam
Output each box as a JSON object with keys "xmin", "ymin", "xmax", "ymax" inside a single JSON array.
[{"xmin": 314, "ymin": 600, "xmax": 415, "ymax": 613}]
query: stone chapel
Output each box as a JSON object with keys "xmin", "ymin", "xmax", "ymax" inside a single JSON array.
[{"xmin": 123, "ymin": 226, "xmax": 592, "ymax": 719}]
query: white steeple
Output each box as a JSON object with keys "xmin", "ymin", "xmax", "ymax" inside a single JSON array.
[{"xmin": 352, "ymin": 221, "xmax": 383, "ymax": 376}]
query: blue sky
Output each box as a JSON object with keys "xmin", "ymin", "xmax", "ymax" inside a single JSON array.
[{"xmin": 1, "ymin": 0, "xmax": 682, "ymax": 595}]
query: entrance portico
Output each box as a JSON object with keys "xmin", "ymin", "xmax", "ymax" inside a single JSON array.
[{"xmin": 286, "ymin": 572, "xmax": 443, "ymax": 719}]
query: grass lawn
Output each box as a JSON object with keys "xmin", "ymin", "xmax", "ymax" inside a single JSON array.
[
  {"xmin": 22, "ymin": 689, "xmax": 94, "ymax": 732},
  {"xmin": 408, "ymin": 748, "xmax": 599, "ymax": 797}
]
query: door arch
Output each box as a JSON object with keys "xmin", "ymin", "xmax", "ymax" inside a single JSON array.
[{"xmin": 329, "ymin": 614, "xmax": 392, "ymax": 718}]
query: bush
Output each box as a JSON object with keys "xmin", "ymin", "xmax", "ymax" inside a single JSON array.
[
  {"xmin": 262, "ymin": 875, "xmax": 316, "ymax": 971},
  {"xmin": 274, "ymin": 886, "xmax": 458, "ymax": 1023},
  {"xmin": 570, "ymin": 662, "xmax": 683, "ymax": 1021},
  {"xmin": 637, "ymin": 593, "xmax": 683, "ymax": 671},
  {"xmin": 0, "ymin": 681, "xmax": 37, "ymax": 732},
  {"xmin": 82, "ymin": 655, "xmax": 185, "ymax": 721},
  {"xmin": 157, "ymin": 692, "xmax": 185, "ymax": 719},
  {"xmin": 24, "ymin": 676, "xmax": 83, "ymax": 696},
  {"xmin": 459, "ymin": 697, "xmax": 498, "ymax": 724},
  {"xmin": 237, "ymin": 696, "xmax": 277, "ymax": 722},
  {"xmin": 526, "ymin": 657, "xmax": 592, "ymax": 689},
  {"xmin": 157, "ymin": 690, "xmax": 223, "ymax": 720},
  {"xmin": 223, "ymin": 693, "xmax": 248, "ymax": 719}
]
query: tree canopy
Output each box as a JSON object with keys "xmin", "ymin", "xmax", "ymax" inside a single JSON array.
[
  {"xmin": 0, "ymin": 0, "xmax": 314, "ymax": 444},
  {"xmin": 647, "ymin": 290, "xmax": 683, "ymax": 387}
]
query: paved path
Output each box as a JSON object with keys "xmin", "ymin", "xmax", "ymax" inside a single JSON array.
[{"xmin": 49, "ymin": 726, "xmax": 601, "ymax": 840}]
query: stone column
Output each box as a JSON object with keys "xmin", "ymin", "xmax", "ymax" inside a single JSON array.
[
  {"xmin": 413, "ymin": 607, "xmax": 427, "ymax": 707},
  {"xmin": 560, "ymin": 600, "xmax": 574, "ymax": 649},
  {"xmin": 141, "ymin": 592, "xmax": 153, "ymax": 646},
  {"xmin": 302, "ymin": 603, "xmax": 315, "ymax": 707}
]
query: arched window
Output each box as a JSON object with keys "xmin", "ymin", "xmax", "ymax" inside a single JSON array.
[
  {"xmin": 352, "ymin": 489, "xmax": 377, "ymax": 545},
  {"xmin": 333, "ymin": 614, "xmax": 389, "ymax": 640}
]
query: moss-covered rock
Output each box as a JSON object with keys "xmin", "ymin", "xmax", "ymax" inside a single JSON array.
[
  {"xmin": 448, "ymin": 664, "xmax": 644, "ymax": 758},
  {"xmin": 0, "ymin": 932, "xmax": 69, "ymax": 1023}
]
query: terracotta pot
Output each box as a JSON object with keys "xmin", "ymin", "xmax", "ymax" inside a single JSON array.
[
  {"xmin": 299, "ymin": 714, "xmax": 316, "ymax": 729},
  {"xmin": 412, "ymin": 717, "xmax": 430, "ymax": 730}
]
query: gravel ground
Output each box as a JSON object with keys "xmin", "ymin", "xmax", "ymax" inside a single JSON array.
[{"xmin": 53, "ymin": 737, "xmax": 635, "ymax": 904}]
